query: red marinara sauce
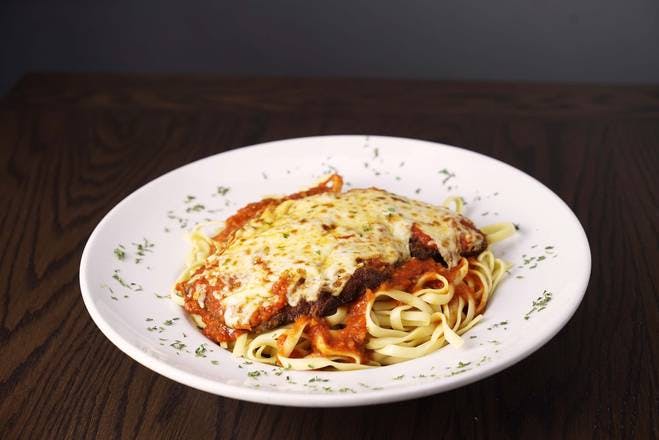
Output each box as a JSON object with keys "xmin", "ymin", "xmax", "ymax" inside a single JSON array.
[
  {"xmin": 305, "ymin": 289, "xmax": 374, "ymax": 362},
  {"xmin": 386, "ymin": 257, "xmax": 458, "ymax": 292},
  {"xmin": 179, "ymin": 276, "xmax": 245, "ymax": 343}
]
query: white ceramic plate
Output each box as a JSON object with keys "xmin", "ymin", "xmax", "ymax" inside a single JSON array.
[{"xmin": 80, "ymin": 135, "xmax": 590, "ymax": 407}]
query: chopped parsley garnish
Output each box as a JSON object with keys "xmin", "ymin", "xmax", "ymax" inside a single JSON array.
[
  {"xmin": 185, "ymin": 204, "xmax": 205, "ymax": 213},
  {"xmin": 100, "ymin": 284, "xmax": 115, "ymax": 296},
  {"xmin": 113, "ymin": 245, "xmax": 126, "ymax": 261},
  {"xmin": 524, "ymin": 290, "xmax": 553, "ymax": 320},
  {"xmin": 438, "ymin": 168, "xmax": 456, "ymax": 185},
  {"xmin": 393, "ymin": 374, "xmax": 405, "ymax": 380},
  {"xmin": 170, "ymin": 340, "xmax": 186, "ymax": 351},
  {"xmin": 247, "ymin": 371, "xmax": 261, "ymax": 378},
  {"xmin": 132, "ymin": 238, "xmax": 154, "ymax": 263},
  {"xmin": 308, "ymin": 376, "xmax": 329, "ymax": 383},
  {"xmin": 477, "ymin": 356, "xmax": 491, "ymax": 366},
  {"xmin": 457, "ymin": 361, "xmax": 471, "ymax": 368},
  {"xmin": 487, "ymin": 321, "xmax": 509, "ymax": 330},
  {"xmin": 216, "ymin": 186, "xmax": 230, "ymax": 196},
  {"xmin": 195, "ymin": 344, "xmax": 208, "ymax": 358},
  {"xmin": 112, "ymin": 269, "xmax": 130, "ymax": 288}
]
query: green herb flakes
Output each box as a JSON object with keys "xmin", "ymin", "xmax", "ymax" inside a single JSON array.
[
  {"xmin": 195, "ymin": 344, "xmax": 208, "ymax": 358},
  {"xmin": 114, "ymin": 245, "xmax": 126, "ymax": 261},
  {"xmin": 524, "ymin": 290, "xmax": 553, "ymax": 320}
]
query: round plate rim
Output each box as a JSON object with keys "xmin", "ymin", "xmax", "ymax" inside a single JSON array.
[{"xmin": 79, "ymin": 135, "xmax": 591, "ymax": 407}]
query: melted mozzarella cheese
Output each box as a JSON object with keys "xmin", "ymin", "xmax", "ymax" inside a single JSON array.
[{"xmin": 193, "ymin": 188, "xmax": 480, "ymax": 328}]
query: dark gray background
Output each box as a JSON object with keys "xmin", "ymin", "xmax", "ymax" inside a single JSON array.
[{"xmin": 2, "ymin": 0, "xmax": 658, "ymax": 94}]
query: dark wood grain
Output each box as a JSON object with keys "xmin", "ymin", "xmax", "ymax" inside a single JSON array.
[{"xmin": 1, "ymin": 74, "xmax": 657, "ymax": 440}]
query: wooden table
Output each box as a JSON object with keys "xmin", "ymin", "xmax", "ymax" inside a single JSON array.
[{"xmin": 1, "ymin": 74, "xmax": 657, "ymax": 439}]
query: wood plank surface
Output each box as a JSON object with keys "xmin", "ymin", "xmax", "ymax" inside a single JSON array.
[{"xmin": 1, "ymin": 74, "xmax": 657, "ymax": 439}]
